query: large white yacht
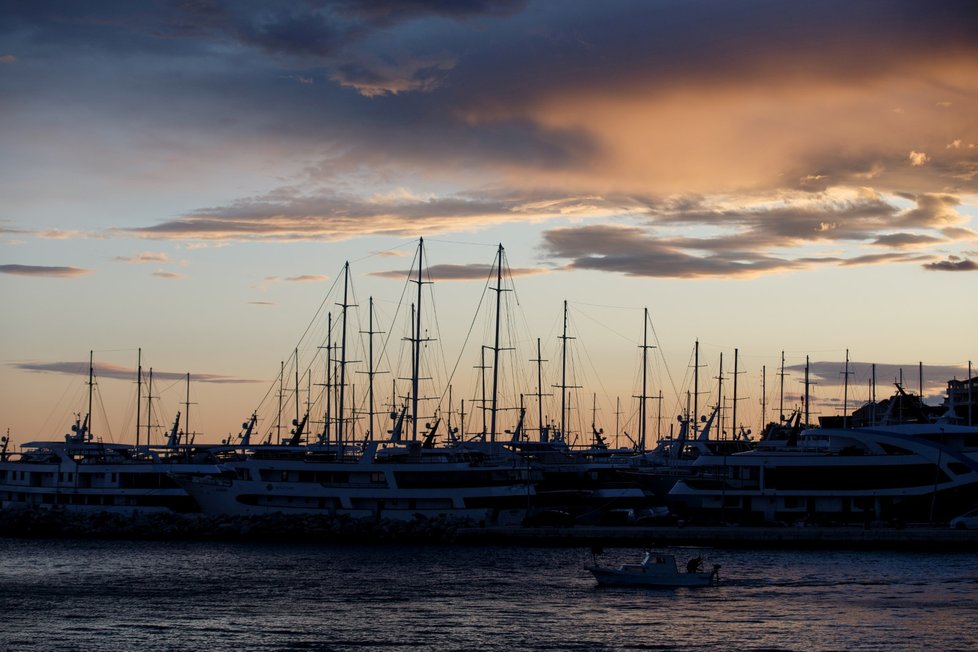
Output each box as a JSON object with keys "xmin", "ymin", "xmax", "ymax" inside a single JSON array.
[
  {"xmin": 668, "ymin": 389, "xmax": 978, "ymax": 524},
  {"xmin": 0, "ymin": 414, "xmax": 223, "ymax": 514},
  {"xmin": 174, "ymin": 434, "xmax": 535, "ymax": 526}
]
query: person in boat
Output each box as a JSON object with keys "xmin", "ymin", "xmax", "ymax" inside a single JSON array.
[{"xmin": 686, "ymin": 557, "xmax": 703, "ymax": 573}]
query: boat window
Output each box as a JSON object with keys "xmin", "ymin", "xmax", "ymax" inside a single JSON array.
[
  {"xmin": 947, "ymin": 462, "xmax": 971, "ymax": 475},
  {"xmin": 878, "ymin": 443, "xmax": 912, "ymax": 455}
]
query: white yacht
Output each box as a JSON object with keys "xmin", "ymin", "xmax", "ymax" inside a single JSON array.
[
  {"xmin": 174, "ymin": 437, "xmax": 534, "ymax": 525},
  {"xmin": 668, "ymin": 407, "xmax": 978, "ymax": 524},
  {"xmin": 0, "ymin": 414, "xmax": 224, "ymax": 514}
]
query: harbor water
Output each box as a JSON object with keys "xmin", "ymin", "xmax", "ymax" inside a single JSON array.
[{"xmin": 1, "ymin": 538, "xmax": 976, "ymax": 651}]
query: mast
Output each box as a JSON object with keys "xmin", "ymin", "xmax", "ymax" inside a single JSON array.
[
  {"xmin": 761, "ymin": 364, "xmax": 767, "ymax": 429},
  {"xmin": 590, "ymin": 393, "xmax": 599, "ymax": 447},
  {"xmin": 919, "ymin": 361, "xmax": 923, "ymax": 404},
  {"xmin": 369, "ymin": 299, "xmax": 376, "ymax": 440},
  {"xmin": 656, "ymin": 390, "xmax": 663, "ymax": 442},
  {"xmin": 732, "ymin": 348, "xmax": 739, "ymax": 439},
  {"xmin": 412, "ymin": 239, "xmax": 425, "ymax": 441},
  {"xmin": 716, "ymin": 352, "xmax": 724, "ymax": 439},
  {"xmin": 145, "ymin": 368, "xmax": 154, "ymax": 446},
  {"xmin": 277, "ymin": 361, "xmax": 284, "ymax": 445},
  {"xmin": 479, "ymin": 346, "xmax": 488, "ymax": 440},
  {"xmin": 561, "ymin": 301, "xmax": 568, "ymax": 440},
  {"xmin": 693, "ymin": 340, "xmax": 700, "ymax": 435},
  {"xmin": 639, "ymin": 309, "xmax": 650, "ymax": 451},
  {"xmin": 804, "ymin": 355, "xmax": 811, "ymax": 427},
  {"xmin": 136, "ymin": 348, "xmax": 142, "ymax": 447},
  {"xmin": 184, "ymin": 372, "xmax": 191, "ymax": 444},
  {"xmin": 294, "ymin": 348, "xmax": 300, "ymax": 431},
  {"xmin": 87, "ymin": 350, "xmax": 94, "ymax": 439},
  {"xmin": 557, "ymin": 300, "xmax": 574, "ymax": 441},
  {"xmin": 447, "ymin": 384, "xmax": 453, "ymax": 442},
  {"xmin": 403, "ymin": 239, "xmax": 433, "ymax": 442},
  {"xmin": 357, "ymin": 297, "xmax": 385, "ymax": 441},
  {"xmin": 872, "ymin": 362, "xmax": 877, "ymax": 426},
  {"xmin": 842, "ymin": 349, "xmax": 851, "ymax": 428},
  {"xmin": 615, "ymin": 396, "xmax": 622, "ymax": 447},
  {"xmin": 531, "ymin": 338, "xmax": 549, "ymax": 442},
  {"xmin": 489, "ymin": 244, "xmax": 509, "ymax": 444},
  {"xmin": 778, "ymin": 350, "xmax": 786, "ymax": 421},
  {"xmin": 337, "ymin": 262, "xmax": 352, "ymax": 443},
  {"xmin": 969, "ymin": 360, "xmax": 973, "ymax": 427},
  {"xmin": 325, "ymin": 313, "xmax": 332, "ymax": 444}
]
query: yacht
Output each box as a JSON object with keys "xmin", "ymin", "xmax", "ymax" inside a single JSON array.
[
  {"xmin": 668, "ymin": 389, "xmax": 978, "ymax": 524},
  {"xmin": 0, "ymin": 414, "xmax": 223, "ymax": 513},
  {"xmin": 174, "ymin": 429, "xmax": 534, "ymax": 526}
]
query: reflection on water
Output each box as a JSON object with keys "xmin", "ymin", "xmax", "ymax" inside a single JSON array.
[{"xmin": 1, "ymin": 539, "xmax": 975, "ymax": 651}]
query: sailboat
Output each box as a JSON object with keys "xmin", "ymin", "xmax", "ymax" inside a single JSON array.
[{"xmin": 174, "ymin": 243, "xmax": 535, "ymax": 525}]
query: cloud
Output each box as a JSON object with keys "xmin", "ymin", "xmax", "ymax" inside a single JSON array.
[
  {"xmin": 284, "ymin": 274, "xmax": 328, "ymax": 282},
  {"xmin": 0, "ymin": 54, "xmax": 15, "ymax": 64},
  {"xmin": 923, "ymin": 256, "xmax": 978, "ymax": 272},
  {"xmin": 38, "ymin": 230, "xmax": 87, "ymax": 240},
  {"xmin": 0, "ymin": 264, "xmax": 91, "ymax": 278},
  {"xmin": 249, "ymin": 300, "xmax": 275, "ymax": 306},
  {"xmin": 785, "ymin": 360, "xmax": 967, "ymax": 394},
  {"xmin": 114, "ymin": 251, "xmax": 169, "ymax": 263},
  {"xmin": 371, "ymin": 262, "xmax": 548, "ymax": 281},
  {"xmin": 10, "ymin": 361, "xmax": 259, "ymax": 384},
  {"xmin": 121, "ymin": 189, "xmax": 614, "ymax": 241},
  {"xmin": 330, "ymin": 53, "xmax": 457, "ymax": 97},
  {"xmin": 909, "ymin": 151, "xmax": 929, "ymax": 166},
  {"xmin": 152, "ymin": 270, "xmax": 185, "ymax": 279},
  {"xmin": 4, "ymin": 0, "xmax": 978, "ymax": 283},
  {"xmin": 871, "ymin": 233, "xmax": 945, "ymax": 249},
  {"xmin": 538, "ymin": 190, "xmax": 971, "ymax": 278}
]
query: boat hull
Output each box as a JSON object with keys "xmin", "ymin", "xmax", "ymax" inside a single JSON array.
[{"xmin": 588, "ymin": 566, "xmax": 717, "ymax": 587}]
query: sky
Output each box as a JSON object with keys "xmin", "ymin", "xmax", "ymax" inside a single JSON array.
[{"xmin": 2, "ymin": 0, "xmax": 977, "ymax": 448}]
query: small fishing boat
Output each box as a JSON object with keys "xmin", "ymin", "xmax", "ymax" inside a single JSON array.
[{"xmin": 586, "ymin": 549, "xmax": 720, "ymax": 587}]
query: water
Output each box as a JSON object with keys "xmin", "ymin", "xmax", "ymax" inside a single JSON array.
[{"xmin": 1, "ymin": 538, "xmax": 975, "ymax": 651}]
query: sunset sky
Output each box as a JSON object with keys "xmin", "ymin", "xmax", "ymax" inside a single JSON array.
[{"xmin": 2, "ymin": 1, "xmax": 977, "ymax": 448}]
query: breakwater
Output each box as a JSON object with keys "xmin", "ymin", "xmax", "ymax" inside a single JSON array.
[
  {"xmin": 4, "ymin": 507, "xmax": 978, "ymax": 550},
  {"xmin": 0, "ymin": 507, "xmax": 467, "ymax": 544}
]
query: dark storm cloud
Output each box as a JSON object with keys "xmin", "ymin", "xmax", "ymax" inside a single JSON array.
[
  {"xmin": 923, "ymin": 257, "xmax": 978, "ymax": 272},
  {"xmin": 541, "ymin": 225, "xmax": 807, "ymax": 279},
  {"xmin": 537, "ymin": 191, "xmax": 967, "ymax": 278},
  {"xmin": 5, "ymin": 0, "xmax": 978, "ymax": 280},
  {"xmin": 11, "ymin": 360, "xmax": 258, "ymax": 384},
  {"xmin": 0, "ymin": 264, "xmax": 90, "ymax": 278}
]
